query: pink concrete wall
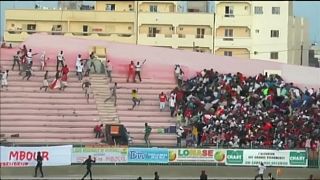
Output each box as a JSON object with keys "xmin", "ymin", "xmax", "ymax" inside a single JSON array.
[{"xmin": 1, "ymin": 34, "xmax": 319, "ymax": 89}]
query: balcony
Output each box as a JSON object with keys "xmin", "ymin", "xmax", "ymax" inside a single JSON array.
[
  {"xmin": 138, "ymin": 33, "xmax": 213, "ymax": 49},
  {"xmin": 138, "ymin": 12, "xmax": 214, "ymax": 27},
  {"xmin": 214, "ymin": 37, "xmax": 252, "ymax": 48},
  {"xmin": 5, "ymin": 9, "xmax": 135, "ymax": 22},
  {"xmin": 215, "ymin": 14, "xmax": 252, "ymax": 27},
  {"xmin": 4, "ymin": 30, "xmax": 136, "ymax": 44}
]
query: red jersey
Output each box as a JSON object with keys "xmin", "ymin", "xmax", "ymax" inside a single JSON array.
[
  {"xmin": 61, "ymin": 67, "xmax": 69, "ymax": 75},
  {"xmin": 128, "ymin": 64, "xmax": 135, "ymax": 72},
  {"xmin": 159, "ymin": 94, "xmax": 167, "ymax": 102}
]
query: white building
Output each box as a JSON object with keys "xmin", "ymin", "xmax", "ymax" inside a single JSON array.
[{"xmin": 214, "ymin": 1, "xmax": 309, "ymax": 65}]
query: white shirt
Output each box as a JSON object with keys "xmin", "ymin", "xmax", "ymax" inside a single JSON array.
[
  {"xmin": 58, "ymin": 53, "xmax": 64, "ymax": 61},
  {"xmin": 106, "ymin": 62, "xmax": 112, "ymax": 71},
  {"xmin": 2, "ymin": 72, "xmax": 7, "ymax": 80},
  {"xmin": 258, "ymin": 164, "xmax": 266, "ymax": 174},
  {"xmin": 76, "ymin": 57, "xmax": 81, "ymax": 67},
  {"xmin": 76, "ymin": 64, "xmax": 83, "ymax": 72},
  {"xmin": 27, "ymin": 52, "xmax": 32, "ymax": 63},
  {"xmin": 176, "ymin": 128, "xmax": 184, "ymax": 137},
  {"xmin": 135, "ymin": 64, "xmax": 141, "ymax": 72},
  {"xmin": 40, "ymin": 52, "xmax": 46, "ymax": 62},
  {"xmin": 175, "ymin": 67, "xmax": 181, "ymax": 74},
  {"xmin": 169, "ymin": 98, "xmax": 175, "ymax": 107}
]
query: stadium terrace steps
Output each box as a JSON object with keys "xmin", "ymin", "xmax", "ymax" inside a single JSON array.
[
  {"xmin": 0, "ymin": 57, "xmax": 102, "ymax": 145},
  {"xmin": 89, "ymin": 74, "xmax": 119, "ymax": 124},
  {"xmin": 4, "ymin": 138, "xmax": 101, "ymax": 145},
  {"xmin": 94, "ymin": 73, "xmax": 178, "ymax": 147},
  {"xmin": 1, "ymin": 51, "xmax": 179, "ymax": 146}
]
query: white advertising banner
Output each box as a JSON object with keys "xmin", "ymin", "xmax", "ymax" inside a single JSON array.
[
  {"xmin": 0, "ymin": 145, "xmax": 72, "ymax": 167},
  {"xmin": 225, "ymin": 149, "xmax": 308, "ymax": 167},
  {"xmin": 72, "ymin": 147, "xmax": 128, "ymax": 163}
]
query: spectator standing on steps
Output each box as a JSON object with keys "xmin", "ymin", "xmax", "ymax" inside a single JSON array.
[
  {"xmin": 144, "ymin": 123, "xmax": 152, "ymax": 147},
  {"xmin": 40, "ymin": 70, "xmax": 49, "ymax": 92},
  {"xmin": 176, "ymin": 126, "xmax": 184, "ymax": 148},
  {"xmin": 40, "ymin": 51, "xmax": 49, "ymax": 71},
  {"xmin": 130, "ymin": 89, "xmax": 141, "ymax": 110},
  {"xmin": 1, "ymin": 70, "xmax": 9, "ymax": 91},
  {"xmin": 159, "ymin": 92, "xmax": 167, "ymax": 112},
  {"xmin": 34, "ymin": 152, "xmax": 44, "ymax": 178},
  {"xmin": 254, "ymin": 162, "xmax": 266, "ymax": 180},
  {"xmin": 77, "ymin": 63, "xmax": 84, "ymax": 82},
  {"xmin": 127, "ymin": 60, "xmax": 135, "ymax": 83},
  {"xmin": 26, "ymin": 49, "xmax": 38, "ymax": 67},
  {"xmin": 104, "ymin": 82, "xmax": 120, "ymax": 106},
  {"xmin": 81, "ymin": 155, "xmax": 96, "ymax": 180},
  {"xmin": 169, "ymin": 96, "xmax": 176, "ymax": 117},
  {"xmin": 105, "ymin": 60, "xmax": 112, "ymax": 83},
  {"xmin": 134, "ymin": 59, "xmax": 146, "ymax": 83},
  {"xmin": 12, "ymin": 51, "xmax": 21, "ymax": 71},
  {"xmin": 89, "ymin": 52, "xmax": 97, "ymax": 73},
  {"xmin": 22, "ymin": 65, "xmax": 32, "ymax": 80},
  {"xmin": 56, "ymin": 50, "xmax": 64, "ymax": 71}
]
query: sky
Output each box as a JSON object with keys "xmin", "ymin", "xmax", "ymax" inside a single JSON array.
[{"xmin": 1, "ymin": 1, "xmax": 319, "ymax": 44}]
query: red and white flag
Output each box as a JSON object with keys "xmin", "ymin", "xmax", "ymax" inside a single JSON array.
[{"xmin": 49, "ymin": 79, "xmax": 61, "ymax": 90}]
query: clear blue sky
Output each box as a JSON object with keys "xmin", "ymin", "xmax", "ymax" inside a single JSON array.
[{"xmin": 1, "ymin": 1, "xmax": 319, "ymax": 43}]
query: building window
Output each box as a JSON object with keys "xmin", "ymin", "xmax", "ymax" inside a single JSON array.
[
  {"xmin": 106, "ymin": 4, "xmax": 115, "ymax": 11},
  {"xmin": 254, "ymin": 6, "xmax": 263, "ymax": 14},
  {"xmin": 224, "ymin": 51, "xmax": 232, "ymax": 56},
  {"xmin": 148, "ymin": 27, "xmax": 158, "ymax": 37},
  {"xmin": 270, "ymin": 52, "xmax": 279, "ymax": 59},
  {"xmin": 196, "ymin": 28, "xmax": 205, "ymax": 38},
  {"xmin": 223, "ymin": 28, "xmax": 233, "ymax": 41},
  {"xmin": 270, "ymin": 30, "xmax": 279, "ymax": 38},
  {"xmin": 224, "ymin": 29, "xmax": 233, "ymax": 37},
  {"xmin": 27, "ymin": 24, "xmax": 36, "ymax": 31},
  {"xmin": 150, "ymin": 5, "xmax": 158, "ymax": 12},
  {"xmin": 225, "ymin": 6, "xmax": 234, "ymax": 17},
  {"xmin": 272, "ymin": 7, "xmax": 280, "ymax": 14}
]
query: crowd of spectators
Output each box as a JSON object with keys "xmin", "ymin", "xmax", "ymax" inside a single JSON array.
[{"xmin": 170, "ymin": 67, "xmax": 320, "ymax": 150}]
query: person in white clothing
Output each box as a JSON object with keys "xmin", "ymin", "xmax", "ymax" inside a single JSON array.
[
  {"xmin": 26, "ymin": 49, "xmax": 38, "ymax": 67},
  {"xmin": 56, "ymin": 50, "xmax": 64, "ymax": 71},
  {"xmin": 176, "ymin": 126, "xmax": 184, "ymax": 148},
  {"xmin": 169, "ymin": 96, "xmax": 176, "ymax": 117},
  {"xmin": 76, "ymin": 54, "xmax": 82, "ymax": 68},
  {"xmin": 105, "ymin": 60, "xmax": 112, "ymax": 83},
  {"xmin": 134, "ymin": 59, "xmax": 146, "ymax": 83},
  {"xmin": 254, "ymin": 162, "xmax": 266, "ymax": 180},
  {"xmin": 77, "ymin": 63, "xmax": 84, "ymax": 81},
  {"xmin": 40, "ymin": 51, "xmax": 49, "ymax": 71},
  {"xmin": 1, "ymin": 70, "xmax": 9, "ymax": 91}
]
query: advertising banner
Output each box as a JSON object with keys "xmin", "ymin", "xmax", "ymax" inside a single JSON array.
[
  {"xmin": 128, "ymin": 148, "xmax": 168, "ymax": 163},
  {"xmin": 169, "ymin": 148, "xmax": 226, "ymax": 163},
  {"xmin": 226, "ymin": 149, "xmax": 308, "ymax": 167},
  {"xmin": 0, "ymin": 145, "xmax": 72, "ymax": 167},
  {"xmin": 72, "ymin": 147, "xmax": 128, "ymax": 163}
]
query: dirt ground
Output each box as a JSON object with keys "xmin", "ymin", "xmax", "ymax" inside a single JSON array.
[{"xmin": 1, "ymin": 165, "xmax": 319, "ymax": 180}]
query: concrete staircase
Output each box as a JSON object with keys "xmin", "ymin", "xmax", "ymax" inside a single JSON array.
[
  {"xmin": 89, "ymin": 74, "xmax": 118, "ymax": 123},
  {"xmin": 109, "ymin": 74, "xmax": 178, "ymax": 147}
]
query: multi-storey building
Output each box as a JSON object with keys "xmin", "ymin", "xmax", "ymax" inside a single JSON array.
[
  {"xmin": 214, "ymin": 1, "xmax": 309, "ymax": 65},
  {"xmin": 4, "ymin": 1, "xmax": 309, "ymax": 65}
]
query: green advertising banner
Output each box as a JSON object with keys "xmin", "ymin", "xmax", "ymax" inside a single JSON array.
[
  {"xmin": 226, "ymin": 149, "xmax": 308, "ymax": 167},
  {"xmin": 169, "ymin": 148, "xmax": 226, "ymax": 163}
]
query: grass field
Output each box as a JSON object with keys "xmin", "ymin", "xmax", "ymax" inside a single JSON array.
[{"xmin": 1, "ymin": 165, "xmax": 319, "ymax": 179}]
